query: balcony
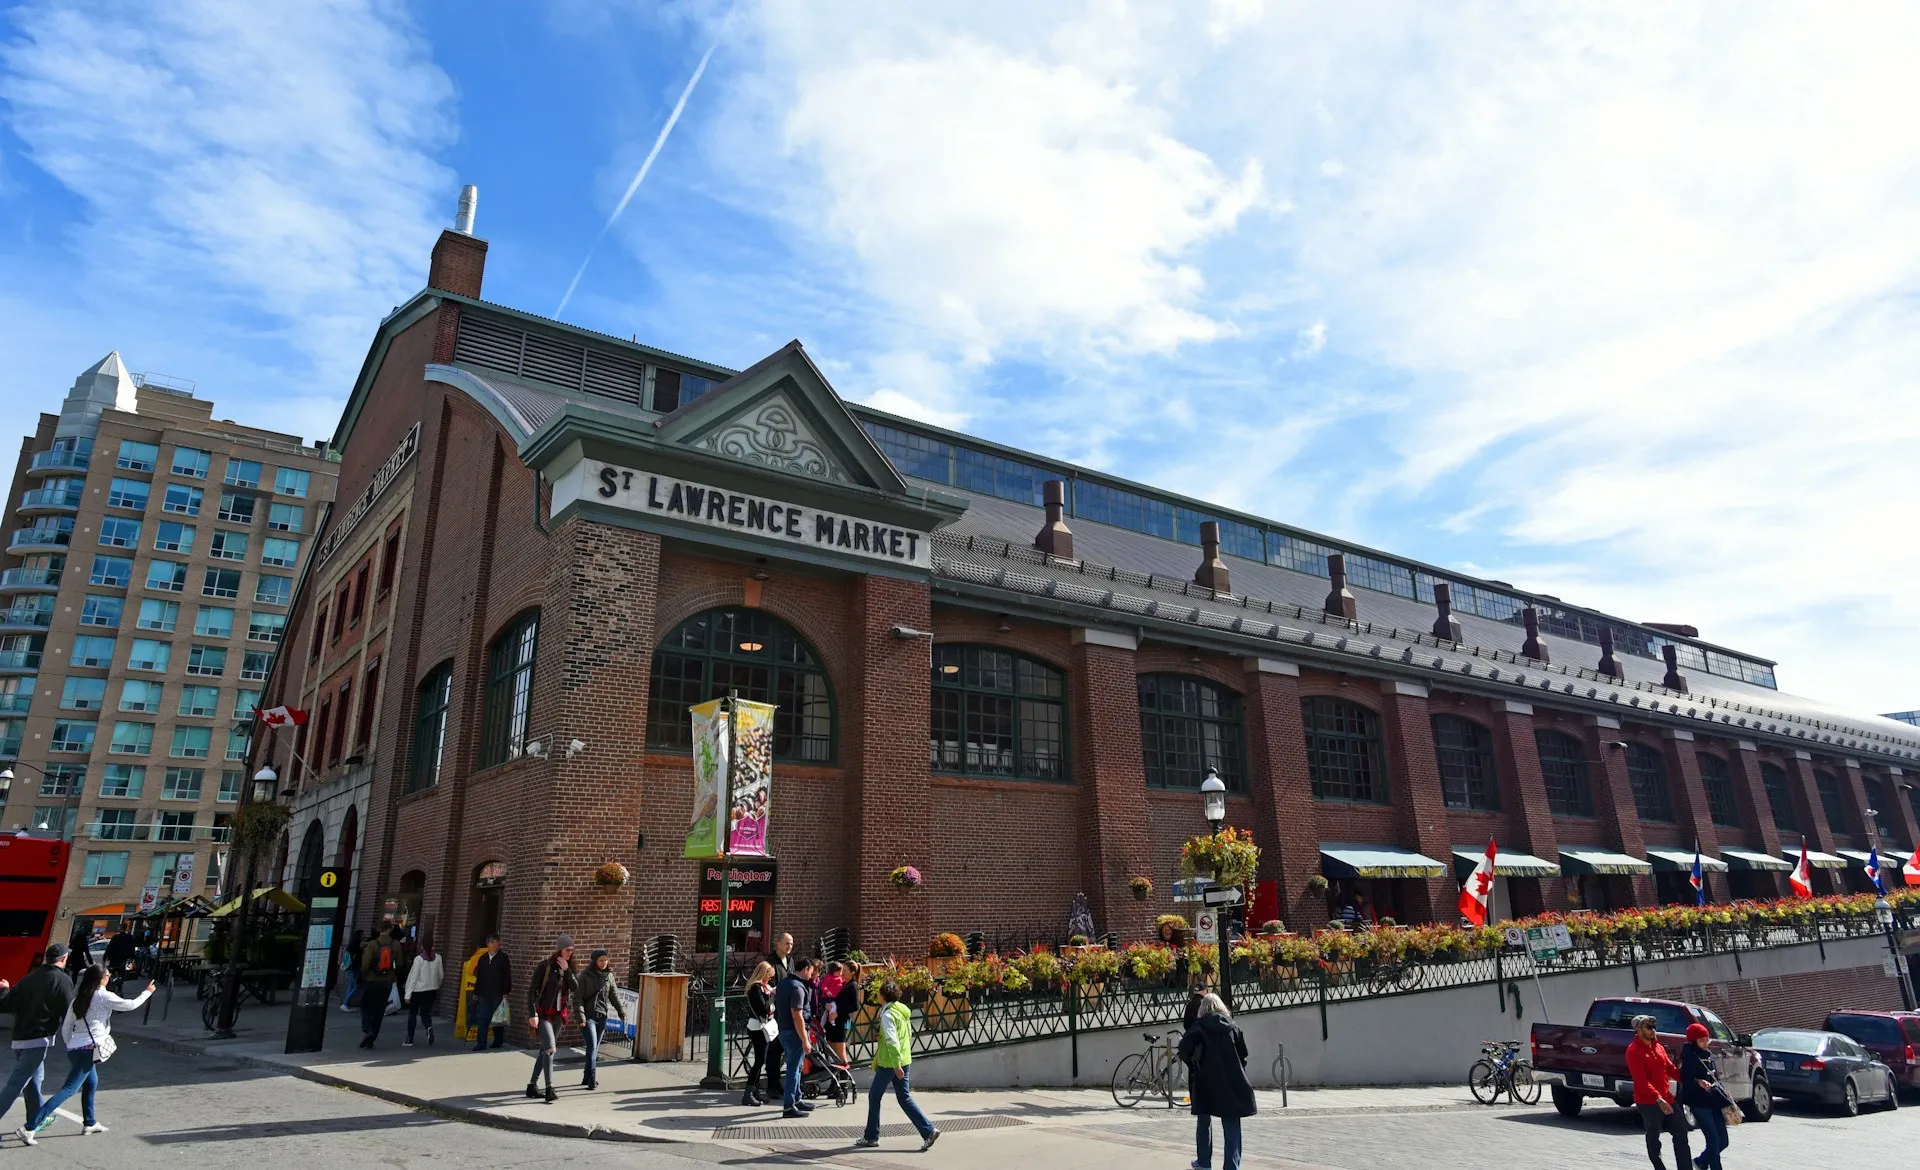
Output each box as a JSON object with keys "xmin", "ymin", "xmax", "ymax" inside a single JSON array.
[
  {"xmin": 6, "ymin": 528, "xmax": 72, "ymax": 554},
  {"xmin": 0, "ymin": 569, "xmax": 60, "ymax": 593},
  {"xmin": 0, "ymin": 694, "xmax": 32, "ymax": 715},
  {"xmin": 15, "ymin": 487, "xmax": 82, "ymax": 516},
  {"xmin": 26, "ymin": 449, "xmax": 90, "ymax": 477},
  {"xmin": 0, "ymin": 739, "xmax": 19, "ymax": 760},
  {"xmin": 0, "ymin": 650, "xmax": 41, "ymax": 673},
  {"xmin": 0, "ymin": 611, "xmax": 52, "ymax": 634},
  {"xmin": 83, "ymin": 821, "xmax": 227, "ymax": 844}
]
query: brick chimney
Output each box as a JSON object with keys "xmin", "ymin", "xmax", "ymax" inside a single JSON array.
[
  {"xmin": 1520, "ymin": 606, "xmax": 1550, "ymax": 663},
  {"xmin": 1324, "ymin": 554, "xmax": 1357, "ymax": 621},
  {"xmin": 428, "ymin": 185, "xmax": 487, "ymax": 299},
  {"xmin": 1034, "ymin": 480, "xmax": 1073, "ymax": 559},
  {"xmin": 1597, "ymin": 627, "xmax": 1620, "ymax": 678},
  {"xmin": 1430, "ymin": 582, "xmax": 1462, "ymax": 642},
  {"xmin": 1193, "ymin": 522, "xmax": 1230, "ymax": 593},
  {"xmin": 1661, "ymin": 643, "xmax": 1689, "ymax": 693}
]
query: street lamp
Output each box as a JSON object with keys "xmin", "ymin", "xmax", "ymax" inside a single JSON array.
[
  {"xmin": 1200, "ymin": 769, "xmax": 1227, "ymax": 831},
  {"xmin": 1198, "ymin": 767, "xmax": 1234, "ymax": 1017},
  {"xmin": 1874, "ymin": 896, "xmax": 1916, "ymax": 1011},
  {"xmin": 213, "ymin": 765, "xmax": 288, "ymax": 1038},
  {"xmin": 2, "ymin": 762, "xmax": 83, "ymax": 840}
]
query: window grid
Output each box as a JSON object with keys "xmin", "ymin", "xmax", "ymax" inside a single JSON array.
[
  {"xmin": 1138, "ymin": 674, "xmax": 1244, "ymax": 791},
  {"xmin": 1302, "ymin": 697, "xmax": 1387, "ymax": 803},
  {"xmin": 1761, "ymin": 762, "xmax": 1799, "ymax": 833},
  {"xmin": 162, "ymin": 484, "xmax": 202, "ymax": 515},
  {"xmin": 1697, "ymin": 754, "xmax": 1741, "ymax": 828},
  {"xmin": 1815, "ymin": 771, "xmax": 1851, "ymax": 837},
  {"xmin": 1625, "ymin": 743, "xmax": 1674, "ymax": 822},
  {"xmin": 1536, "ymin": 730, "xmax": 1593, "ymax": 817},
  {"xmin": 928, "ymin": 644, "xmax": 1064, "ymax": 782},
  {"xmin": 1432, "ymin": 715, "xmax": 1500, "ymax": 811},
  {"xmin": 480, "ymin": 614, "xmax": 539, "ymax": 767},
  {"xmin": 407, "ymin": 665, "xmax": 452, "ymax": 794},
  {"xmin": 647, "ymin": 609, "xmax": 835, "ymax": 764}
]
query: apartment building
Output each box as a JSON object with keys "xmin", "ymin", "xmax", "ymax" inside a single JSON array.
[{"xmin": 1, "ymin": 353, "xmax": 337, "ymax": 929}]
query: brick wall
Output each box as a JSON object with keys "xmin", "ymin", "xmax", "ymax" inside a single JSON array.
[{"xmin": 1647, "ymin": 964, "xmax": 1905, "ymax": 1034}]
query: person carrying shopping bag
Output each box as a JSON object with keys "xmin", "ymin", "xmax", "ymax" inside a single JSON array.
[
  {"xmin": 742, "ymin": 962, "xmax": 777, "ymax": 1107},
  {"xmin": 852, "ymin": 981, "xmax": 939, "ymax": 1151},
  {"xmin": 17, "ymin": 964, "xmax": 152, "ymax": 1143},
  {"xmin": 1680, "ymin": 1023, "xmax": 1735, "ymax": 1170}
]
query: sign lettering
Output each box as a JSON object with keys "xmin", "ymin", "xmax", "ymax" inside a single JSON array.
[{"xmin": 314, "ymin": 422, "xmax": 420, "ymax": 570}]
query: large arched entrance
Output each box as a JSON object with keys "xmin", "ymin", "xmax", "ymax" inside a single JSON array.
[{"xmin": 294, "ymin": 821, "xmax": 326, "ymax": 902}]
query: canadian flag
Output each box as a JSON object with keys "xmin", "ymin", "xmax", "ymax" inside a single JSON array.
[
  {"xmin": 258, "ymin": 705, "xmax": 308, "ymax": 729},
  {"xmin": 1789, "ymin": 839, "xmax": 1813, "ymax": 899},
  {"xmin": 1904, "ymin": 847, "xmax": 1920, "ymax": 887},
  {"xmin": 1458, "ymin": 837, "xmax": 1497, "ymax": 926}
]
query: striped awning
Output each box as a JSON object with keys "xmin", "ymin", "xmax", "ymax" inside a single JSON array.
[
  {"xmin": 1320, "ymin": 844, "xmax": 1447, "ymax": 880},
  {"xmin": 1559, "ymin": 848, "xmax": 1654, "ymax": 876},
  {"xmin": 1720, "ymin": 848, "xmax": 1794, "ymax": 873},
  {"xmin": 1645, "ymin": 848, "xmax": 1729, "ymax": 874},
  {"xmin": 1835, "ymin": 849, "xmax": 1878, "ymax": 869},
  {"xmin": 1782, "ymin": 847, "xmax": 1849, "ymax": 870},
  {"xmin": 1451, "ymin": 848, "xmax": 1560, "ymax": 881}
]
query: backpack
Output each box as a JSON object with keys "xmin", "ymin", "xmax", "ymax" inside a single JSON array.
[{"xmin": 375, "ymin": 945, "xmax": 395, "ymax": 974}]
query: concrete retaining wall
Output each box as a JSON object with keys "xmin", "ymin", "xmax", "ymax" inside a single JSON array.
[{"xmin": 909, "ymin": 936, "xmax": 1901, "ymax": 1089}]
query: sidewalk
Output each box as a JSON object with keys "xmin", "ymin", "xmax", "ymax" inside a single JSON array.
[{"xmin": 115, "ymin": 993, "xmax": 1505, "ymax": 1147}]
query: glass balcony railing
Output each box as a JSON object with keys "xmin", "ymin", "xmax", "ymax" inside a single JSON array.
[
  {"xmin": 0, "ymin": 611, "xmax": 52, "ymax": 630},
  {"xmin": 0, "ymin": 650, "xmax": 43, "ymax": 670},
  {"xmin": 16, "ymin": 487, "xmax": 83, "ymax": 512},
  {"xmin": 0, "ymin": 740, "xmax": 19, "ymax": 759},
  {"xmin": 6, "ymin": 528, "xmax": 72, "ymax": 552},
  {"xmin": 0, "ymin": 694, "xmax": 33, "ymax": 714},
  {"xmin": 26, "ymin": 449, "xmax": 89, "ymax": 475},
  {"xmin": 0, "ymin": 569, "xmax": 59, "ymax": 591}
]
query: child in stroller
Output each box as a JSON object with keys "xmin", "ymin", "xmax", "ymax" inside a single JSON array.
[{"xmin": 796, "ymin": 1011, "xmax": 858, "ymax": 1104}]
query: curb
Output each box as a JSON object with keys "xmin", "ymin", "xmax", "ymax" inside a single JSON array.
[{"xmin": 122, "ymin": 1030, "xmax": 680, "ymax": 1143}]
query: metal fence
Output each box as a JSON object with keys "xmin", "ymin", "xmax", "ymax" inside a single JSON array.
[{"xmin": 679, "ymin": 907, "xmax": 1906, "ymax": 1079}]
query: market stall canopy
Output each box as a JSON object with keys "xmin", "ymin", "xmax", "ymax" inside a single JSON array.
[
  {"xmin": 1558, "ymin": 848, "xmax": 1654, "ymax": 876},
  {"xmin": 1645, "ymin": 848, "xmax": 1729, "ymax": 874},
  {"xmin": 1780, "ymin": 847, "xmax": 1848, "ymax": 870},
  {"xmin": 207, "ymin": 887, "xmax": 307, "ymax": 918},
  {"xmin": 1720, "ymin": 848, "xmax": 1794, "ymax": 873},
  {"xmin": 1320, "ymin": 844, "xmax": 1447, "ymax": 879},
  {"xmin": 1450, "ymin": 848, "xmax": 1559, "ymax": 881}
]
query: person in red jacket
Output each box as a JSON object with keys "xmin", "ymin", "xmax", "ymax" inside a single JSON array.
[{"xmin": 1625, "ymin": 1015, "xmax": 1692, "ymax": 1170}]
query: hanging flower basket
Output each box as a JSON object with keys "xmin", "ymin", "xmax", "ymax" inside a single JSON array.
[
  {"xmin": 1180, "ymin": 826, "xmax": 1260, "ymax": 888},
  {"xmin": 228, "ymin": 801, "xmax": 291, "ymax": 860},
  {"xmin": 1129, "ymin": 875, "xmax": 1154, "ymax": 901},
  {"xmin": 592, "ymin": 861, "xmax": 630, "ymax": 888},
  {"xmin": 889, "ymin": 865, "xmax": 923, "ymax": 889}
]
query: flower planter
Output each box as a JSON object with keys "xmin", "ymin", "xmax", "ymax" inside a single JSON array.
[
  {"xmin": 1132, "ymin": 887, "xmax": 1150, "ymax": 902},
  {"xmin": 926, "ymin": 956, "xmax": 963, "ymax": 978},
  {"xmin": 925, "ymin": 990, "xmax": 971, "ymax": 1032}
]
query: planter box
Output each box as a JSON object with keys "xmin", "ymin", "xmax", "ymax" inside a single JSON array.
[
  {"xmin": 926, "ymin": 956, "xmax": 964, "ymax": 977},
  {"xmin": 925, "ymin": 990, "xmax": 971, "ymax": 1032}
]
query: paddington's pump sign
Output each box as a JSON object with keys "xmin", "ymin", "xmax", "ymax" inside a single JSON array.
[
  {"xmin": 551, "ymin": 459, "xmax": 931, "ymax": 569},
  {"xmin": 683, "ymin": 697, "xmax": 776, "ymax": 860}
]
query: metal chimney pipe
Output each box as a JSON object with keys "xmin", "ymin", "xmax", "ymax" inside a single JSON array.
[{"xmin": 455, "ymin": 185, "xmax": 478, "ymax": 235}]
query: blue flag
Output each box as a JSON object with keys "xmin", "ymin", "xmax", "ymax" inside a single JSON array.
[
  {"xmin": 1867, "ymin": 846, "xmax": 1885, "ymax": 894},
  {"xmin": 1689, "ymin": 843, "xmax": 1705, "ymax": 906}
]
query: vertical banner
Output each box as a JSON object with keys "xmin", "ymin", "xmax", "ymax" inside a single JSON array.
[
  {"xmin": 684, "ymin": 699, "xmax": 730, "ymax": 859},
  {"xmin": 727, "ymin": 700, "xmax": 775, "ymax": 857}
]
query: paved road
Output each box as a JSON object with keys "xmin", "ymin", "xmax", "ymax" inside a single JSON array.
[{"xmin": 16, "ymin": 1037, "xmax": 1918, "ymax": 1169}]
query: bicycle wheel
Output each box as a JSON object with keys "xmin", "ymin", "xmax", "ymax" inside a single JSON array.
[
  {"xmin": 1394, "ymin": 962, "xmax": 1424, "ymax": 992},
  {"xmin": 200, "ymin": 983, "xmax": 223, "ymax": 1032},
  {"xmin": 1164, "ymin": 1054, "xmax": 1189, "ymax": 1108},
  {"xmin": 1467, "ymin": 1058, "xmax": 1500, "ymax": 1105},
  {"xmin": 1111, "ymin": 1053, "xmax": 1150, "ymax": 1108},
  {"xmin": 1508, "ymin": 1059, "xmax": 1541, "ymax": 1105}
]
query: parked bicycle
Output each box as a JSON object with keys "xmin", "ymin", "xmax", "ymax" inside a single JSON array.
[
  {"xmin": 1468, "ymin": 1039, "xmax": 1539, "ymax": 1105},
  {"xmin": 1111, "ymin": 1031, "xmax": 1188, "ymax": 1108},
  {"xmin": 1363, "ymin": 955, "xmax": 1425, "ymax": 994}
]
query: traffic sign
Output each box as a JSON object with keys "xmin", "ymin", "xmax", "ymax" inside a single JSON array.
[
  {"xmin": 1524, "ymin": 925, "xmax": 1561, "ymax": 962},
  {"xmin": 1172, "ymin": 877, "xmax": 1215, "ymax": 903},
  {"xmin": 1202, "ymin": 887, "xmax": 1245, "ymax": 906},
  {"xmin": 1503, "ymin": 926, "xmax": 1526, "ymax": 948},
  {"xmin": 1195, "ymin": 910, "xmax": 1219, "ymax": 944}
]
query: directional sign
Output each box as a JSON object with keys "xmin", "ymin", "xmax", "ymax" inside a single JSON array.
[
  {"xmin": 1525, "ymin": 925, "xmax": 1560, "ymax": 962},
  {"xmin": 1172, "ymin": 877, "xmax": 1215, "ymax": 904},
  {"xmin": 1202, "ymin": 887, "xmax": 1245, "ymax": 906}
]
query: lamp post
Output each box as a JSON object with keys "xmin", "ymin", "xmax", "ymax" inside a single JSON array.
[
  {"xmin": 1874, "ymin": 896, "xmax": 1916, "ymax": 1011},
  {"xmin": 1199, "ymin": 767, "xmax": 1234, "ymax": 1017},
  {"xmin": 213, "ymin": 765, "xmax": 283, "ymax": 1038}
]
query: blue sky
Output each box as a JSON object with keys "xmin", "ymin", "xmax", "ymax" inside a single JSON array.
[{"xmin": 3, "ymin": 1, "xmax": 1919, "ymax": 714}]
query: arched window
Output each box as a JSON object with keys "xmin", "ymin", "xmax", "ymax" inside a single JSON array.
[
  {"xmin": 1301, "ymin": 697, "xmax": 1386, "ymax": 803},
  {"xmin": 1862, "ymin": 776, "xmax": 1896, "ymax": 843},
  {"xmin": 294, "ymin": 821, "xmax": 325, "ymax": 899},
  {"xmin": 407, "ymin": 661, "xmax": 452, "ymax": 794},
  {"xmin": 930, "ymin": 645, "xmax": 1065, "ymax": 782},
  {"xmin": 647, "ymin": 608, "xmax": 833, "ymax": 762},
  {"xmin": 1814, "ymin": 770, "xmax": 1850, "ymax": 836},
  {"xmin": 1431, "ymin": 715, "xmax": 1499, "ymax": 811},
  {"xmin": 1139, "ymin": 675, "xmax": 1245, "ymax": 791},
  {"xmin": 1535, "ymin": 730, "xmax": 1592, "ymax": 817},
  {"xmin": 1624, "ymin": 743, "xmax": 1673, "ymax": 822},
  {"xmin": 1696, "ymin": 754, "xmax": 1740, "ymax": 827},
  {"xmin": 1761, "ymin": 762, "xmax": 1798, "ymax": 832},
  {"xmin": 481, "ymin": 612, "xmax": 538, "ymax": 767}
]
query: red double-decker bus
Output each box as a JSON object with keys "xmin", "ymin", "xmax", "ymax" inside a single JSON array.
[{"xmin": 0, "ymin": 833, "xmax": 67, "ymax": 985}]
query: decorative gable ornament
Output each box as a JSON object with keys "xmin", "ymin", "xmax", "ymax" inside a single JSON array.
[{"xmin": 697, "ymin": 392, "xmax": 851, "ymax": 484}]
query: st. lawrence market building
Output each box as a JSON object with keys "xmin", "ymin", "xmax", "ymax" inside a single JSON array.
[{"xmin": 257, "ymin": 207, "xmax": 1920, "ymax": 975}]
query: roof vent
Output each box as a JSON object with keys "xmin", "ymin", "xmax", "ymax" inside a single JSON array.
[
  {"xmin": 1324, "ymin": 554, "xmax": 1357, "ymax": 621},
  {"xmin": 1034, "ymin": 480, "xmax": 1073, "ymax": 559},
  {"xmin": 455, "ymin": 184, "xmax": 478, "ymax": 235},
  {"xmin": 1521, "ymin": 606, "xmax": 1550, "ymax": 664},
  {"xmin": 1430, "ymin": 582, "xmax": 1462, "ymax": 642},
  {"xmin": 1193, "ymin": 522, "xmax": 1230, "ymax": 593},
  {"xmin": 1597, "ymin": 627, "xmax": 1621, "ymax": 679},
  {"xmin": 1661, "ymin": 644, "xmax": 1689, "ymax": 693}
]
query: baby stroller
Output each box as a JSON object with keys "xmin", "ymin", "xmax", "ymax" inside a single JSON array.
[{"xmin": 796, "ymin": 1018, "xmax": 858, "ymax": 1105}]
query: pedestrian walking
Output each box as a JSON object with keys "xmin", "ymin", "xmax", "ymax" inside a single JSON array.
[
  {"xmin": 358, "ymin": 926, "xmax": 403, "ymax": 1048},
  {"xmin": 102, "ymin": 927, "xmax": 137, "ymax": 986},
  {"xmin": 340, "ymin": 928, "xmax": 365, "ymax": 1011},
  {"xmin": 17, "ymin": 965, "xmax": 153, "ymax": 1142},
  {"xmin": 0, "ymin": 945, "xmax": 74, "ymax": 1137},
  {"xmin": 742, "ymin": 962, "xmax": 776, "ymax": 1106},
  {"xmin": 470, "ymin": 934, "xmax": 512, "ymax": 1049},
  {"xmin": 525, "ymin": 936, "xmax": 577, "ymax": 1104},
  {"xmin": 1627, "ymin": 1015, "xmax": 1692, "ymax": 1170},
  {"xmin": 760, "ymin": 933, "xmax": 795, "ymax": 1093},
  {"xmin": 852, "ymin": 981, "xmax": 939, "ymax": 1151},
  {"xmin": 573, "ymin": 949, "xmax": 625, "ymax": 1090},
  {"xmin": 775, "ymin": 955, "xmax": 817, "ymax": 1118},
  {"xmin": 825, "ymin": 960, "xmax": 860, "ymax": 1067},
  {"xmin": 1178, "ymin": 992, "xmax": 1254, "ymax": 1170},
  {"xmin": 1680, "ymin": 1022, "xmax": 1732, "ymax": 1170},
  {"xmin": 401, "ymin": 939, "xmax": 444, "ymax": 1048}
]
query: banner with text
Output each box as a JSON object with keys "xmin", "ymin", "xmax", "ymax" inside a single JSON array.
[{"xmin": 682, "ymin": 698, "xmax": 777, "ymax": 859}]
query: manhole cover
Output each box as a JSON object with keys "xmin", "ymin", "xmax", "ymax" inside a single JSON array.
[{"xmin": 715, "ymin": 1114, "xmax": 1026, "ymax": 1141}]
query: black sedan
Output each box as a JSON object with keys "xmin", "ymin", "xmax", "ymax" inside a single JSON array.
[{"xmin": 1751, "ymin": 1029, "xmax": 1900, "ymax": 1116}]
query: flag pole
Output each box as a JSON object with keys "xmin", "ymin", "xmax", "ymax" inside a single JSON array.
[{"xmin": 700, "ymin": 689, "xmax": 738, "ymax": 1090}]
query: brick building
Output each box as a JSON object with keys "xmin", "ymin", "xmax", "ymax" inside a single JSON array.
[
  {"xmin": 0, "ymin": 354, "xmax": 336, "ymax": 928},
  {"xmin": 260, "ymin": 210, "xmax": 1920, "ymax": 983}
]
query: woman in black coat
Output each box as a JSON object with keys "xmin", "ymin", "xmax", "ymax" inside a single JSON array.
[
  {"xmin": 1679, "ymin": 1023, "xmax": 1731, "ymax": 1170},
  {"xmin": 1177, "ymin": 993, "xmax": 1255, "ymax": 1170}
]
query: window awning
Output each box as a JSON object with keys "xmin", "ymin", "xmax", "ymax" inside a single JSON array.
[
  {"xmin": 1451, "ymin": 848, "xmax": 1560, "ymax": 881},
  {"xmin": 1835, "ymin": 849, "xmax": 1880, "ymax": 869},
  {"xmin": 75, "ymin": 903, "xmax": 127, "ymax": 917},
  {"xmin": 1644, "ymin": 848, "xmax": 1729, "ymax": 874},
  {"xmin": 1720, "ymin": 848, "xmax": 1794, "ymax": 873},
  {"xmin": 207, "ymin": 887, "xmax": 307, "ymax": 918},
  {"xmin": 1320, "ymin": 844, "xmax": 1448, "ymax": 880},
  {"xmin": 1559, "ymin": 848, "xmax": 1654, "ymax": 876},
  {"xmin": 1781, "ymin": 847, "xmax": 1848, "ymax": 870}
]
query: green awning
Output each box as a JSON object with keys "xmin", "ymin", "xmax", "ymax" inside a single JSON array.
[
  {"xmin": 1320, "ymin": 844, "xmax": 1447, "ymax": 880},
  {"xmin": 1721, "ymin": 848, "xmax": 1794, "ymax": 873},
  {"xmin": 1559, "ymin": 848, "xmax": 1654, "ymax": 876},
  {"xmin": 1835, "ymin": 849, "xmax": 1877, "ymax": 869},
  {"xmin": 1782, "ymin": 847, "xmax": 1848, "ymax": 870},
  {"xmin": 1451, "ymin": 848, "xmax": 1560, "ymax": 881},
  {"xmin": 1645, "ymin": 848, "xmax": 1729, "ymax": 874}
]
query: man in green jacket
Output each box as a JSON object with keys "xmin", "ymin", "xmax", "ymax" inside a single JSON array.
[{"xmin": 853, "ymin": 981, "xmax": 938, "ymax": 1151}]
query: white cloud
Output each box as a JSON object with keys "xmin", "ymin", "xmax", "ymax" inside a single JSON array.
[
  {"xmin": 1292, "ymin": 319, "xmax": 1326, "ymax": 358},
  {"xmin": 0, "ymin": 1, "xmax": 456, "ymax": 397}
]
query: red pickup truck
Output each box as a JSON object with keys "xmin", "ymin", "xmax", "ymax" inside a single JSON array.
[{"xmin": 1530, "ymin": 996, "xmax": 1773, "ymax": 1122}]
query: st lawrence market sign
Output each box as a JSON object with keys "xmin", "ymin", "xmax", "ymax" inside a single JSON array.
[
  {"xmin": 557, "ymin": 459, "xmax": 930, "ymax": 569},
  {"xmin": 314, "ymin": 422, "xmax": 420, "ymax": 571}
]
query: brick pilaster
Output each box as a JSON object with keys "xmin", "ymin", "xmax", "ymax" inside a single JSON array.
[
  {"xmin": 1373, "ymin": 681, "xmax": 1454, "ymax": 923},
  {"xmin": 1729, "ymin": 741, "xmax": 1785, "ymax": 897},
  {"xmin": 1241, "ymin": 658, "xmax": 1321, "ymax": 933},
  {"xmin": 847, "ymin": 576, "xmax": 934, "ymax": 959},
  {"xmin": 1488, "ymin": 701, "xmax": 1562, "ymax": 916},
  {"xmin": 1585, "ymin": 716, "xmax": 1653, "ymax": 906},
  {"xmin": 1068, "ymin": 629, "xmax": 1155, "ymax": 942},
  {"xmin": 1884, "ymin": 767, "xmax": 1920, "ymax": 857}
]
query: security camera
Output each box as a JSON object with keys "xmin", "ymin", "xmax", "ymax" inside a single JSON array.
[
  {"xmin": 566, "ymin": 738, "xmax": 588, "ymax": 759},
  {"xmin": 524, "ymin": 740, "xmax": 549, "ymax": 759},
  {"xmin": 889, "ymin": 625, "xmax": 933, "ymax": 640},
  {"xmin": 1606, "ymin": 741, "xmax": 1627, "ymax": 751}
]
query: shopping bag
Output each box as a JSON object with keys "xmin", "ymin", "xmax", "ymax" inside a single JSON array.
[
  {"xmin": 387, "ymin": 983, "xmax": 403, "ymax": 1015},
  {"xmin": 491, "ymin": 999, "xmax": 509, "ymax": 1026}
]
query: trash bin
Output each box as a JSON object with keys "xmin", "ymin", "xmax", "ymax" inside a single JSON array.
[{"xmin": 635, "ymin": 972, "xmax": 690, "ymax": 1061}]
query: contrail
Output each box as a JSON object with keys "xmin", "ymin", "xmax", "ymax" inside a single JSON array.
[{"xmin": 555, "ymin": 39, "xmax": 719, "ymax": 317}]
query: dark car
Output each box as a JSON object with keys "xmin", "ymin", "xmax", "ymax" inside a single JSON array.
[
  {"xmin": 1751, "ymin": 1029, "xmax": 1900, "ymax": 1116},
  {"xmin": 1824, "ymin": 1010, "xmax": 1920, "ymax": 1097}
]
